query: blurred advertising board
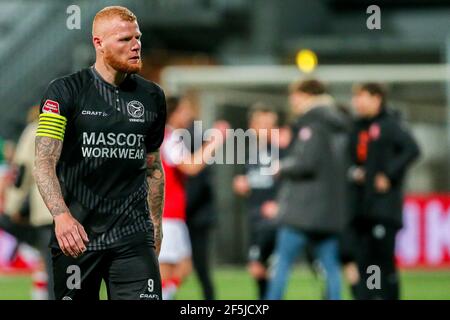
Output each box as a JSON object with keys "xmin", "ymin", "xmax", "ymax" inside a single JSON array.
[{"xmin": 397, "ymin": 194, "xmax": 450, "ymax": 268}]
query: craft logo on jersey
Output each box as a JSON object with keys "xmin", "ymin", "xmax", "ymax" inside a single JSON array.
[
  {"xmin": 42, "ymin": 99, "xmax": 60, "ymax": 114},
  {"xmin": 127, "ymin": 100, "xmax": 145, "ymax": 123},
  {"xmin": 81, "ymin": 110, "xmax": 108, "ymax": 117}
]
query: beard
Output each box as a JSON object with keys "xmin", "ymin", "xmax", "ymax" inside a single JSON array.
[{"xmin": 104, "ymin": 49, "xmax": 142, "ymax": 74}]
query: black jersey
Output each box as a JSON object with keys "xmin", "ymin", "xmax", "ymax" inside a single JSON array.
[
  {"xmin": 245, "ymin": 144, "xmax": 282, "ymax": 226},
  {"xmin": 37, "ymin": 66, "xmax": 166, "ymax": 251}
]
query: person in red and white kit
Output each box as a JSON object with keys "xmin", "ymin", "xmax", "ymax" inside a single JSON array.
[{"xmin": 159, "ymin": 95, "xmax": 228, "ymax": 300}]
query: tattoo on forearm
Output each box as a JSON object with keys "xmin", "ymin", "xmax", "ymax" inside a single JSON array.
[
  {"xmin": 34, "ymin": 136, "xmax": 69, "ymax": 217},
  {"xmin": 146, "ymin": 150, "xmax": 165, "ymax": 243}
]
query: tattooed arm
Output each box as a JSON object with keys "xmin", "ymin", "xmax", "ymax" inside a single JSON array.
[
  {"xmin": 146, "ymin": 150, "xmax": 165, "ymax": 257},
  {"xmin": 34, "ymin": 136, "xmax": 68, "ymax": 217},
  {"xmin": 34, "ymin": 136, "xmax": 88, "ymax": 257}
]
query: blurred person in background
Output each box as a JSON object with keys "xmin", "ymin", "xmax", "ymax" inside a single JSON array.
[
  {"xmin": 0, "ymin": 136, "xmax": 18, "ymax": 272},
  {"xmin": 0, "ymin": 136, "xmax": 6, "ymax": 182},
  {"xmin": 348, "ymin": 82, "xmax": 420, "ymax": 300},
  {"xmin": 328, "ymin": 103, "xmax": 362, "ymax": 297},
  {"xmin": 265, "ymin": 79, "xmax": 349, "ymax": 300},
  {"xmin": 185, "ymin": 126, "xmax": 217, "ymax": 300},
  {"xmin": 0, "ymin": 136, "xmax": 6, "ymax": 212},
  {"xmin": 159, "ymin": 95, "xmax": 228, "ymax": 300},
  {"xmin": 0, "ymin": 137, "xmax": 15, "ymax": 213},
  {"xmin": 233, "ymin": 103, "xmax": 289, "ymax": 300},
  {"xmin": 2, "ymin": 105, "xmax": 54, "ymax": 299},
  {"xmin": 0, "ymin": 135, "xmax": 11, "ymax": 269}
]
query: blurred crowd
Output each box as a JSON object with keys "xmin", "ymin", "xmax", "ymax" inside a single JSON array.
[
  {"xmin": 0, "ymin": 78, "xmax": 420, "ymax": 300},
  {"xmin": 0, "ymin": 105, "xmax": 54, "ymax": 299}
]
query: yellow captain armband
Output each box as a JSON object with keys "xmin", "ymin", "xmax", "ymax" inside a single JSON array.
[{"xmin": 36, "ymin": 113, "xmax": 67, "ymax": 141}]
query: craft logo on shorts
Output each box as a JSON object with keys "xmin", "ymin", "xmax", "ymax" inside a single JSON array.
[
  {"xmin": 139, "ymin": 279, "xmax": 160, "ymax": 299},
  {"xmin": 127, "ymin": 100, "xmax": 145, "ymax": 122},
  {"xmin": 42, "ymin": 99, "xmax": 60, "ymax": 114}
]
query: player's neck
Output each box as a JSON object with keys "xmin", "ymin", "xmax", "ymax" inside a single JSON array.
[
  {"xmin": 94, "ymin": 61, "xmax": 127, "ymax": 87},
  {"xmin": 167, "ymin": 121, "xmax": 179, "ymax": 130}
]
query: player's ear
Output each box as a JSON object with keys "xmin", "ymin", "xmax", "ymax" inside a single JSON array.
[{"xmin": 92, "ymin": 36, "xmax": 103, "ymax": 52}]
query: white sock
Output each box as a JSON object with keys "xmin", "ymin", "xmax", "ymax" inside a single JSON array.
[
  {"xmin": 162, "ymin": 283, "xmax": 177, "ymax": 300},
  {"xmin": 31, "ymin": 270, "xmax": 48, "ymax": 300}
]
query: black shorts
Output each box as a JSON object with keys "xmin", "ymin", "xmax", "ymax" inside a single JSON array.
[
  {"xmin": 52, "ymin": 232, "xmax": 161, "ymax": 300},
  {"xmin": 248, "ymin": 223, "xmax": 277, "ymax": 265}
]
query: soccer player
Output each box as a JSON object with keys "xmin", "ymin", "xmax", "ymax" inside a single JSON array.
[
  {"xmin": 159, "ymin": 96, "xmax": 228, "ymax": 300},
  {"xmin": 232, "ymin": 104, "xmax": 284, "ymax": 300},
  {"xmin": 34, "ymin": 6, "xmax": 166, "ymax": 300}
]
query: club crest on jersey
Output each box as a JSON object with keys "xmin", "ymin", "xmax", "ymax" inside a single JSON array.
[
  {"xmin": 369, "ymin": 123, "xmax": 381, "ymax": 140},
  {"xmin": 127, "ymin": 100, "xmax": 145, "ymax": 119},
  {"xmin": 42, "ymin": 99, "xmax": 60, "ymax": 114}
]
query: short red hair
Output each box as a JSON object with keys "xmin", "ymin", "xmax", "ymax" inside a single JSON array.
[{"xmin": 92, "ymin": 6, "xmax": 137, "ymax": 34}]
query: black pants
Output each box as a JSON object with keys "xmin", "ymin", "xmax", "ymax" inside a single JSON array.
[
  {"xmin": 353, "ymin": 222, "xmax": 400, "ymax": 300},
  {"xmin": 52, "ymin": 233, "xmax": 161, "ymax": 300},
  {"xmin": 248, "ymin": 223, "xmax": 277, "ymax": 266},
  {"xmin": 248, "ymin": 223, "xmax": 277, "ymax": 300},
  {"xmin": 188, "ymin": 225, "xmax": 215, "ymax": 300}
]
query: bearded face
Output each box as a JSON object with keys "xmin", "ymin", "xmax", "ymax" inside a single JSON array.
[
  {"xmin": 104, "ymin": 45, "xmax": 142, "ymax": 74},
  {"xmin": 96, "ymin": 18, "xmax": 143, "ymax": 74}
]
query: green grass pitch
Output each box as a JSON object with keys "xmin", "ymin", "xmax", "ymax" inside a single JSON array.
[{"xmin": 1, "ymin": 266, "xmax": 449, "ymax": 300}]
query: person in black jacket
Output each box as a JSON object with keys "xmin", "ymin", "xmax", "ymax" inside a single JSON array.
[{"xmin": 348, "ymin": 82, "xmax": 420, "ymax": 300}]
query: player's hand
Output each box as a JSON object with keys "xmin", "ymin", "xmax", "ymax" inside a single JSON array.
[
  {"xmin": 343, "ymin": 262, "xmax": 360, "ymax": 285},
  {"xmin": 11, "ymin": 211, "xmax": 26, "ymax": 225},
  {"xmin": 233, "ymin": 175, "xmax": 250, "ymax": 196},
  {"xmin": 350, "ymin": 166, "xmax": 365, "ymax": 185},
  {"xmin": 6, "ymin": 165, "xmax": 18, "ymax": 186},
  {"xmin": 261, "ymin": 200, "xmax": 279, "ymax": 219},
  {"xmin": 212, "ymin": 120, "xmax": 230, "ymax": 144},
  {"xmin": 375, "ymin": 173, "xmax": 391, "ymax": 193},
  {"xmin": 54, "ymin": 212, "xmax": 89, "ymax": 258},
  {"xmin": 277, "ymin": 126, "xmax": 292, "ymax": 149},
  {"xmin": 248, "ymin": 261, "xmax": 267, "ymax": 279}
]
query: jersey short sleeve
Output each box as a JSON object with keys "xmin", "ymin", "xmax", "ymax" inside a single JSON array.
[
  {"xmin": 36, "ymin": 78, "xmax": 74, "ymax": 141},
  {"xmin": 145, "ymin": 87, "xmax": 167, "ymax": 153}
]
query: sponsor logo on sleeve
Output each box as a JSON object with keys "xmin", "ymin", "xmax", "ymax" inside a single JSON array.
[{"xmin": 42, "ymin": 99, "xmax": 60, "ymax": 115}]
